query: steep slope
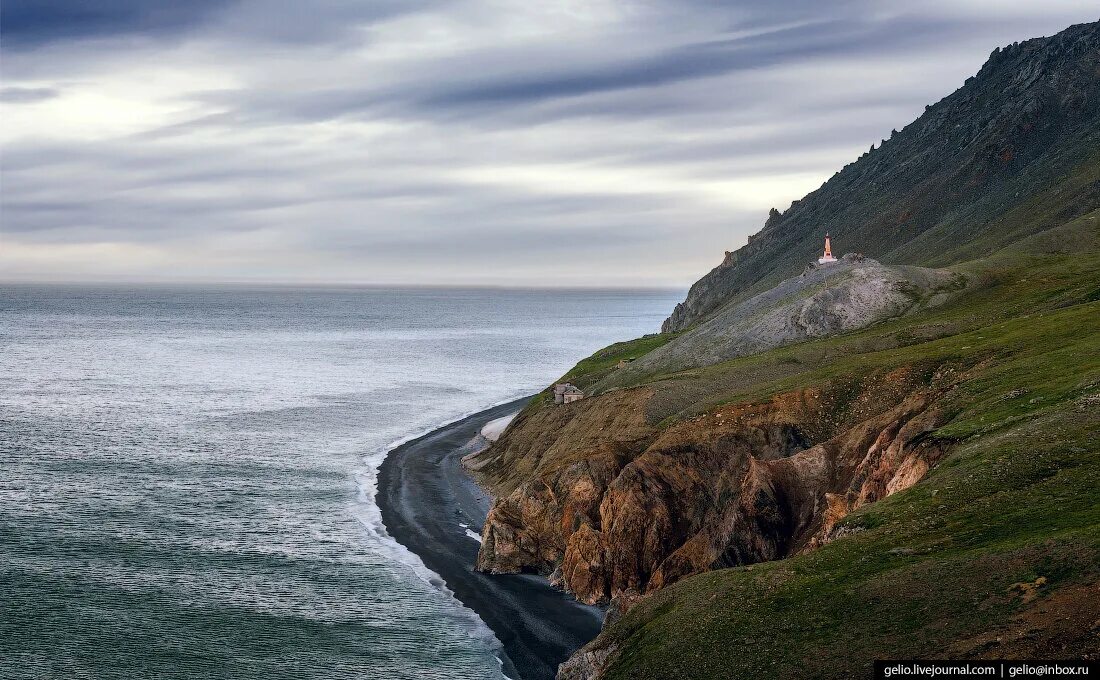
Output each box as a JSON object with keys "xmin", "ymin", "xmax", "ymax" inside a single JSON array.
[
  {"xmin": 468, "ymin": 208, "xmax": 1100, "ymax": 606},
  {"xmin": 564, "ymin": 403, "xmax": 1099, "ymax": 678},
  {"xmin": 664, "ymin": 21, "xmax": 1100, "ymax": 333},
  {"xmin": 549, "ymin": 213, "xmax": 1100, "ymax": 678},
  {"xmin": 464, "ymin": 22, "xmax": 1100, "ymax": 679}
]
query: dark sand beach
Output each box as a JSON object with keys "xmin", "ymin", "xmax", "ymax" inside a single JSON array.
[{"xmin": 377, "ymin": 398, "xmax": 603, "ymax": 680}]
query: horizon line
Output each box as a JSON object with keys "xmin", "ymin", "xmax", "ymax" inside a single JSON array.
[{"xmin": 0, "ymin": 277, "xmax": 687, "ymax": 293}]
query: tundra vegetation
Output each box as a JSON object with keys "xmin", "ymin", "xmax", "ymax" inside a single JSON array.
[{"xmin": 467, "ymin": 22, "xmax": 1100, "ymax": 678}]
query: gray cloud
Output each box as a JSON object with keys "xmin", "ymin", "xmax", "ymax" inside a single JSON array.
[
  {"xmin": 0, "ymin": 86, "xmax": 61, "ymax": 103},
  {"xmin": 0, "ymin": 0, "xmax": 232, "ymax": 49},
  {"xmin": 1, "ymin": 1, "xmax": 1096, "ymax": 286},
  {"xmin": 418, "ymin": 17, "xmax": 957, "ymax": 110},
  {"xmin": 188, "ymin": 14, "xmax": 970, "ymax": 127},
  {"xmin": 0, "ymin": 0, "xmax": 447, "ymax": 51}
]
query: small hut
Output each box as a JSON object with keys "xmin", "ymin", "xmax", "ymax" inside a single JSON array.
[{"xmin": 553, "ymin": 383, "xmax": 584, "ymax": 404}]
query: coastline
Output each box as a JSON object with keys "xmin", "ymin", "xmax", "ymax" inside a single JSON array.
[{"xmin": 377, "ymin": 398, "xmax": 603, "ymax": 680}]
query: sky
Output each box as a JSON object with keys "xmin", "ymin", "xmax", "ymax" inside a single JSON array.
[{"xmin": 1, "ymin": 1, "xmax": 1097, "ymax": 287}]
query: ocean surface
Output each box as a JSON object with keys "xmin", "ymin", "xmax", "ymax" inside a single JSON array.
[{"xmin": 0, "ymin": 284, "xmax": 681, "ymax": 680}]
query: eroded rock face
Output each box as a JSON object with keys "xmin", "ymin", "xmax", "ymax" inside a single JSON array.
[
  {"xmin": 469, "ymin": 367, "xmax": 956, "ymax": 607},
  {"xmin": 472, "ymin": 389, "xmax": 656, "ymax": 578},
  {"xmin": 557, "ymin": 640, "xmax": 617, "ymax": 680}
]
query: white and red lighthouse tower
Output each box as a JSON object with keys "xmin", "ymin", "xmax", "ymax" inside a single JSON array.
[{"xmin": 818, "ymin": 233, "xmax": 837, "ymax": 264}]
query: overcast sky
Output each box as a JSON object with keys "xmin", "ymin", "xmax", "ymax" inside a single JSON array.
[{"xmin": 1, "ymin": 1, "xmax": 1096, "ymax": 287}]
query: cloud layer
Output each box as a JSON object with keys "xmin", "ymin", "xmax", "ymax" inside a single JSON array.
[{"xmin": 2, "ymin": 0, "xmax": 1096, "ymax": 286}]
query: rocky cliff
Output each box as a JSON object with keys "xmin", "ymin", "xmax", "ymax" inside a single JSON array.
[
  {"xmin": 468, "ymin": 362, "xmax": 962, "ymax": 607},
  {"xmin": 664, "ymin": 21, "xmax": 1100, "ymax": 332}
]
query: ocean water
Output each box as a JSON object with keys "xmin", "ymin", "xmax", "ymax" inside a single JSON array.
[{"xmin": 0, "ymin": 284, "xmax": 680, "ymax": 680}]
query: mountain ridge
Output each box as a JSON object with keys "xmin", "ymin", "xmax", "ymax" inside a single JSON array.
[{"xmin": 664, "ymin": 20, "xmax": 1100, "ymax": 332}]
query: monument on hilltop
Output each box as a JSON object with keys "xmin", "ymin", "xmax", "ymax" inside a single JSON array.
[{"xmin": 817, "ymin": 233, "xmax": 837, "ymax": 264}]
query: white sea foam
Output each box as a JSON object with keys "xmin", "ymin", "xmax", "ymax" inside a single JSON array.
[{"xmin": 348, "ymin": 394, "xmax": 532, "ymax": 668}]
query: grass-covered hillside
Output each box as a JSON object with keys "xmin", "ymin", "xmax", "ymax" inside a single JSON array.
[
  {"xmin": 559, "ymin": 334, "xmax": 678, "ymax": 392},
  {"xmin": 559, "ymin": 213, "xmax": 1100, "ymax": 677},
  {"xmin": 470, "ymin": 26, "xmax": 1100, "ymax": 677}
]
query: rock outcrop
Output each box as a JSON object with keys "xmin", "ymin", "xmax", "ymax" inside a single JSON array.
[
  {"xmin": 469, "ymin": 365, "xmax": 960, "ymax": 607},
  {"xmin": 608, "ymin": 255, "xmax": 963, "ymax": 385},
  {"xmin": 557, "ymin": 642, "xmax": 618, "ymax": 680},
  {"xmin": 663, "ymin": 21, "xmax": 1100, "ymax": 332}
]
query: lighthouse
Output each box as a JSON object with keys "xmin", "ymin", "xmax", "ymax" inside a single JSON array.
[{"xmin": 817, "ymin": 233, "xmax": 837, "ymax": 264}]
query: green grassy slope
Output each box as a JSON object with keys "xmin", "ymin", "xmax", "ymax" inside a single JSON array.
[
  {"xmin": 559, "ymin": 334, "xmax": 679, "ymax": 392},
  {"xmin": 504, "ymin": 333, "xmax": 678, "ymax": 427},
  {"xmin": 565, "ymin": 215, "xmax": 1100, "ymax": 676},
  {"xmin": 571, "ymin": 152, "xmax": 1098, "ymax": 402},
  {"xmin": 604, "ymin": 403, "xmax": 1098, "ymax": 677}
]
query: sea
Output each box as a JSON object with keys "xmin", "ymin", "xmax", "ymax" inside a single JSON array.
[{"xmin": 0, "ymin": 284, "xmax": 681, "ymax": 680}]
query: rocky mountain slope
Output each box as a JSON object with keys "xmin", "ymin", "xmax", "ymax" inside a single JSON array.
[
  {"xmin": 557, "ymin": 242, "xmax": 1100, "ymax": 676},
  {"xmin": 608, "ymin": 255, "xmax": 963, "ymax": 384},
  {"xmin": 465, "ymin": 21, "xmax": 1100, "ymax": 680},
  {"xmin": 664, "ymin": 20, "xmax": 1100, "ymax": 333},
  {"xmin": 530, "ymin": 210, "xmax": 1098, "ymax": 679}
]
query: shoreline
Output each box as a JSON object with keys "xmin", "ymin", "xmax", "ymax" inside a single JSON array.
[{"xmin": 377, "ymin": 398, "xmax": 603, "ymax": 680}]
